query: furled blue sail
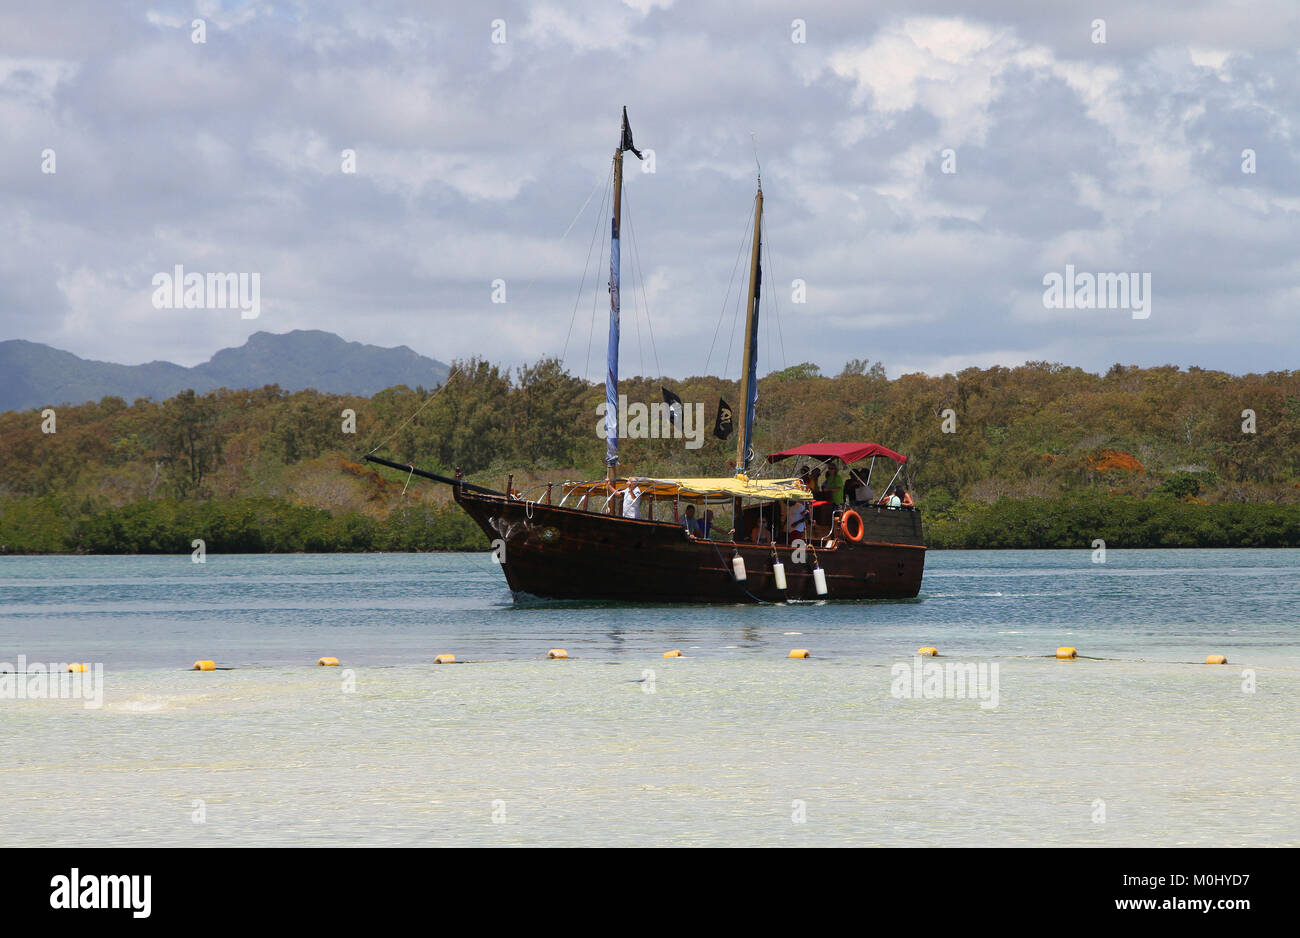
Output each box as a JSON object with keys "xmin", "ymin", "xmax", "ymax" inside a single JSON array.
[
  {"xmin": 606, "ymin": 218, "xmax": 621, "ymax": 467},
  {"xmin": 605, "ymin": 107, "xmax": 643, "ymax": 470}
]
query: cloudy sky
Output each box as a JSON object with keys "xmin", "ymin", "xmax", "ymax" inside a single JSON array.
[{"xmin": 2, "ymin": 0, "xmax": 1298, "ymax": 383}]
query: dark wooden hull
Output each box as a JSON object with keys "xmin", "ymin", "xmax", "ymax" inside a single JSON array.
[{"xmin": 452, "ymin": 487, "xmax": 925, "ymax": 603}]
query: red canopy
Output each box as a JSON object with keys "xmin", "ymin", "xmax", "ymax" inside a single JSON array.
[{"xmin": 767, "ymin": 442, "xmax": 907, "ymax": 465}]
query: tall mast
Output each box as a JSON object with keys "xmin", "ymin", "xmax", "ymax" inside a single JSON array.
[
  {"xmin": 605, "ymin": 143, "xmax": 624, "ymax": 483},
  {"xmin": 605, "ymin": 107, "xmax": 643, "ymax": 484},
  {"xmin": 735, "ymin": 181, "xmax": 763, "ymax": 476}
]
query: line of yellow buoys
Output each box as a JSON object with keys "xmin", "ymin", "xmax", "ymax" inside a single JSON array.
[{"xmin": 166, "ymin": 645, "xmax": 1232, "ymax": 669}]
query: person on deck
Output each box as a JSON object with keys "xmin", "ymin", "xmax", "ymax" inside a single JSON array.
[
  {"xmin": 702, "ymin": 509, "xmax": 715, "ymax": 539},
  {"xmin": 682, "ymin": 503, "xmax": 702, "ymax": 536},
  {"xmin": 622, "ymin": 483, "xmax": 643, "ymax": 519},
  {"xmin": 788, "ymin": 501, "xmax": 809, "ymax": 541},
  {"xmin": 885, "ymin": 485, "xmax": 911, "ymax": 508},
  {"xmin": 843, "ymin": 470, "xmax": 859, "ymax": 505},
  {"xmin": 842, "ymin": 469, "xmax": 860, "ymax": 506},
  {"xmin": 823, "ymin": 464, "xmax": 843, "ymax": 504}
]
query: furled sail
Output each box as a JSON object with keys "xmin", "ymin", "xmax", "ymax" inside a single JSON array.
[{"xmin": 606, "ymin": 107, "xmax": 643, "ymax": 471}]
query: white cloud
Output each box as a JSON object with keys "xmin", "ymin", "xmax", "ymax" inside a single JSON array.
[{"xmin": 0, "ymin": 1, "xmax": 1297, "ymax": 381}]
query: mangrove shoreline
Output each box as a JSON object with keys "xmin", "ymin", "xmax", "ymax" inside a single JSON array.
[{"xmin": 4, "ymin": 493, "xmax": 1300, "ymax": 554}]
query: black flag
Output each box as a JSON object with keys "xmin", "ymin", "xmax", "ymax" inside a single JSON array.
[
  {"xmin": 620, "ymin": 106, "xmax": 643, "ymax": 160},
  {"xmin": 713, "ymin": 397, "xmax": 734, "ymax": 440},
  {"xmin": 661, "ymin": 387, "xmax": 683, "ymax": 428}
]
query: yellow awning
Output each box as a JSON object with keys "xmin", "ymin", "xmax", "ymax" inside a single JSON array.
[{"xmin": 561, "ymin": 476, "xmax": 812, "ymax": 502}]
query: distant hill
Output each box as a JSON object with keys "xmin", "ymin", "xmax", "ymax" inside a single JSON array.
[{"xmin": 0, "ymin": 330, "xmax": 450, "ymax": 412}]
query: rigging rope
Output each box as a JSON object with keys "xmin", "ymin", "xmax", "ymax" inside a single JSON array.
[
  {"xmin": 361, "ymin": 361, "xmax": 463, "ymax": 457},
  {"xmin": 703, "ymin": 208, "xmax": 754, "ymax": 378},
  {"xmin": 761, "ymin": 229, "xmax": 789, "ymax": 372},
  {"xmin": 523, "ymin": 162, "xmax": 610, "ymax": 305},
  {"xmin": 583, "ymin": 190, "xmax": 611, "ymax": 382},
  {"xmin": 722, "ymin": 239, "xmax": 748, "ymax": 384},
  {"xmin": 622, "ymin": 183, "xmax": 663, "ymax": 382},
  {"xmin": 560, "ymin": 162, "xmax": 613, "ymax": 366},
  {"xmin": 627, "ymin": 206, "xmax": 646, "ymax": 380},
  {"xmin": 369, "ymin": 164, "xmax": 614, "ymax": 460}
]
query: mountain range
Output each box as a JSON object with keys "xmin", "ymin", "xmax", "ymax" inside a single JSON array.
[{"xmin": 0, "ymin": 330, "xmax": 450, "ymax": 412}]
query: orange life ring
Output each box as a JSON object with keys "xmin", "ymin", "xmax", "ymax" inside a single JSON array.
[{"xmin": 841, "ymin": 509, "xmax": 864, "ymax": 542}]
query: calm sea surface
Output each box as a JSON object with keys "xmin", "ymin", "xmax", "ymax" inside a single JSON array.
[{"xmin": 1, "ymin": 549, "xmax": 1296, "ymax": 846}]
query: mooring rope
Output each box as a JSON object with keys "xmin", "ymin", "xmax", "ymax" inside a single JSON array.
[{"xmin": 704, "ymin": 536, "xmax": 776, "ymax": 605}]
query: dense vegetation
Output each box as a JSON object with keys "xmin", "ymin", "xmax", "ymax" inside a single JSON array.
[
  {"xmin": 924, "ymin": 494, "xmax": 1300, "ymax": 549},
  {"xmin": 1, "ymin": 358, "xmax": 1298, "ymax": 553},
  {"xmin": 0, "ymin": 496, "xmax": 483, "ymax": 554}
]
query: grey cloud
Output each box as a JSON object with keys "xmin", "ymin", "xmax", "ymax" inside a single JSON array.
[{"xmin": 0, "ymin": 0, "xmax": 1296, "ymax": 378}]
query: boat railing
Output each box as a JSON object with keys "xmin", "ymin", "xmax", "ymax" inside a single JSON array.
[{"xmin": 518, "ymin": 476, "xmax": 866, "ymax": 550}]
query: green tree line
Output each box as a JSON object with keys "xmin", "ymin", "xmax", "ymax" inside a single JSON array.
[
  {"xmin": 1, "ymin": 357, "xmax": 1298, "ymax": 552},
  {"xmin": 0, "ymin": 496, "xmax": 485, "ymax": 554}
]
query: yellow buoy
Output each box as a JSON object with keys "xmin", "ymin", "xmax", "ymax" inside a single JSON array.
[
  {"xmin": 1056, "ymin": 647, "xmax": 1077, "ymax": 660},
  {"xmin": 66, "ymin": 663, "xmax": 88, "ymax": 673},
  {"xmin": 192, "ymin": 660, "xmax": 216, "ymax": 671},
  {"xmin": 317, "ymin": 656, "xmax": 339, "ymax": 667},
  {"xmin": 1205, "ymin": 654, "xmax": 1228, "ymax": 665},
  {"xmin": 918, "ymin": 647, "xmax": 939, "ymax": 657},
  {"xmin": 547, "ymin": 649, "xmax": 569, "ymax": 659},
  {"xmin": 434, "ymin": 654, "xmax": 456, "ymax": 664},
  {"xmin": 663, "ymin": 649, "xmax": 683, "ymax": 658},
  {"xmin": 788, "ymin": 648, "xmax": 811, "ymax": 658}
]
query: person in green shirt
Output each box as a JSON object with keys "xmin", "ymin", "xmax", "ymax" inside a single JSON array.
[{"xmin": 822, "ymin": 463, "xmax": 843, "ymax": 504}]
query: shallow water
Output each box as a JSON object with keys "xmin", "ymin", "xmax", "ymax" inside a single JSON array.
[{"xmin": 1, "ymin": 549, "xmax": 1296, "ymax": 846}]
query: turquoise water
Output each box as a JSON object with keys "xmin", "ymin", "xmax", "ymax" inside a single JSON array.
[{"xmin": 1, "ymin": 550, "xmax": 1297, "ymax": 846}]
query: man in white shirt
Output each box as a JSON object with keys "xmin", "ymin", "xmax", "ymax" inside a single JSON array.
[
  {"xmin": 788, "ymin": 501, "xmax": 808, "ymax": 541},
  {"xmin": 622, "ymin": 483, "xmax": 643, "ymax": 519}
]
